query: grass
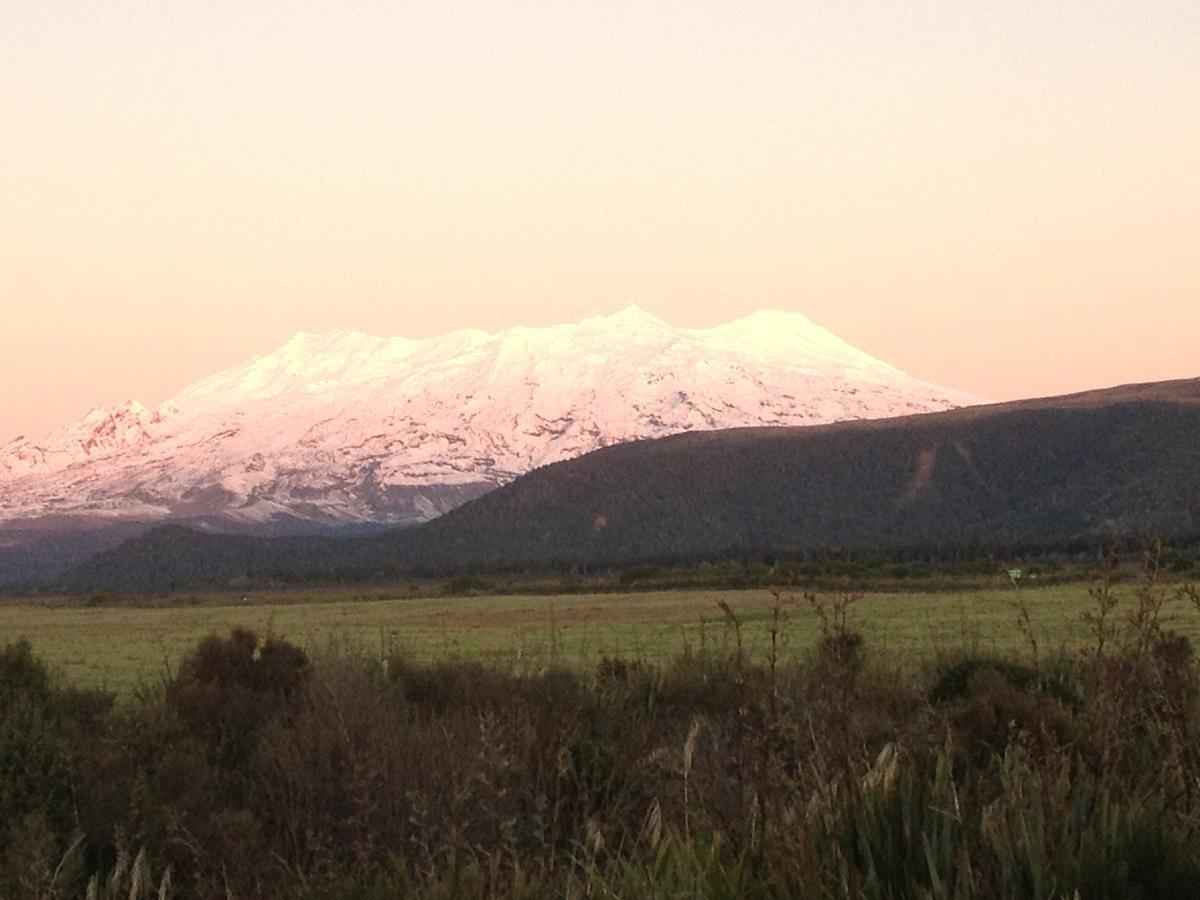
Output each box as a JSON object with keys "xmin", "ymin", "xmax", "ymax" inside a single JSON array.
[
  {"xmin": 7, "ymin": 579, "xmax": 1200, "ymax": 692},
  {"xmin": 6, "ymin": 568, "xmax": 1200, "ymax": 897}
]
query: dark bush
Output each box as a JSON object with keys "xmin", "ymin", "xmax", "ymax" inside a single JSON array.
[
  {"xmin": 0, "ymin": 640, "xmax": 115, "ymax": 897},
  {"xmin": 931, "ymin": 656, "xmax": 1081, "ymax": 709},
  {"xmin": 0, "ymin": 639, "xmax": 51, "ymax": 708},
  {"xmin": 166, "ymin": 628, "xmax": 309, "ymax": 771}
]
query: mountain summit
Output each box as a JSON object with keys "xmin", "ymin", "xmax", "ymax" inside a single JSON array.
[{"xmin": 0, "ymin": 307, "xmax": 979, "ymax": 530}]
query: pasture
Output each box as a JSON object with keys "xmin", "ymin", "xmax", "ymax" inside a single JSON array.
[{"xmin": 6, "ymin": 578, "xmax": 1200, "ymax": 692}]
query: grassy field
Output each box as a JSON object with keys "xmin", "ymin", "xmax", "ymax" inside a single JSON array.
[{"xmin": 5, "ymin": 578, "xmax": 1200, "ymax": 692}]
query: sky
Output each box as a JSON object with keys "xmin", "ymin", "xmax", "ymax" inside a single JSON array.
[{"xmin": 2, "ymin": 1, "xmax": 1198, "ymax": 441}]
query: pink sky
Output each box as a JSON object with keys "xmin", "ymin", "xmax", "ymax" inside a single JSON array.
[{"xmin": 3, "ymin": 2, "xmax": 1198, "ymax": 441}]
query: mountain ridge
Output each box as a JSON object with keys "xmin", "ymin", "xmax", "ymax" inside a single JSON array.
[
  {"xmin": 64, "ymin": 376, "xmax": 1200, "ymax": 591},
  {"xmin": 0, "ymin": 306, "xmax": 976, "ymax": 534}
]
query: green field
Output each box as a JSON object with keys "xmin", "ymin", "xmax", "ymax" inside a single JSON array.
[{"xmin": 5, "ymin": 579, "xmax": 1199, "ymax": 692}]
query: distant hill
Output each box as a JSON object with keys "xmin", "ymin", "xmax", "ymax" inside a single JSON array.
[
  {"xmin": 67, "ymin": 378, "xmax": 1200, "ymax": 591},
  {"xmin": 0, "ymin": 518, "xmax": 148, "ymax": 588},
  {"xmin": 0, "ymin": 515, "xmax": 387, "ymax": 591}
]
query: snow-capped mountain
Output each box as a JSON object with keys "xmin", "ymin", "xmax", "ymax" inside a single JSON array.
[{"xmin": 0, "ymin": 306, "xmax": 981, "ymax": 529}]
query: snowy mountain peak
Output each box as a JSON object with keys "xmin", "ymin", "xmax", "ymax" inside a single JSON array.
[
  {"xmin": 705, "ymin": 310, "xmax": 901, "ymax": 376},
  {"xmin": 0, "ymin": 306, "xmax": 981, "ymax": 529},
  {"xmin": 596, "ymin": 303, "xmax": 671, "ymax": 327}
]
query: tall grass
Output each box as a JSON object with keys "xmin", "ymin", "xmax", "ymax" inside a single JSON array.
[{"xmin": 2, "ymin": 554, "xmax": 1199, "ymax": 898}]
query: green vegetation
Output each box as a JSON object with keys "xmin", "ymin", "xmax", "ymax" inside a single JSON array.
[
  {"xmin": 3, "ymin": 564, "xmax": 1200, "ymax": 898},
  {"xmin": 8, "ymin": 580, "xmax": 1200, "ymax": 693}
]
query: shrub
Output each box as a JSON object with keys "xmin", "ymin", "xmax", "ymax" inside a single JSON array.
[
  {"xmin": 165, "ymin": 628, "xmax": 309, "ymax": 771},
  {"xmin": 7, "ymin": 574, "xmax": 1200, "ymax": 898}
]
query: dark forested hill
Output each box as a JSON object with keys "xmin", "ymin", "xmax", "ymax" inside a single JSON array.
[{"xmin": 67, "ymin": 378, "xmax": 1200, "ymax": 590}]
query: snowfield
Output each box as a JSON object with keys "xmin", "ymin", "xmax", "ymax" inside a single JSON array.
[{"xmin": 0, "ymin": 306, "xmax": 980, "ymax": 528}]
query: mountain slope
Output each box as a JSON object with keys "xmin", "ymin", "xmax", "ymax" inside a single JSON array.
[
  {"xmin": 1, "ymin": 306, "xmax": 975, "ymax": 533},
  {"xmin": 68, "ymin": 378, "xmax": 1200, "ymax": 590},
  {"xmin": 391, "ymin": 377, "xmax": 1200, "ymax": 567}
]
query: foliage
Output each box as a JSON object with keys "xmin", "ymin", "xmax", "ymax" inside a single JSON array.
[{"xmin": 3, "ymin": 564, "xmax": 1200, "ymax": 897}]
